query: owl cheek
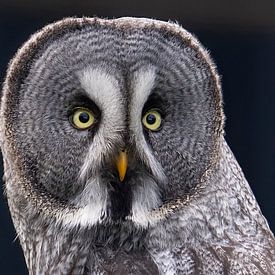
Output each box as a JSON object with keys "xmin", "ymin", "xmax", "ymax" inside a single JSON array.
[{"xmin": 150, "ymin": 145, "xmax": 195, "ymax": 196}]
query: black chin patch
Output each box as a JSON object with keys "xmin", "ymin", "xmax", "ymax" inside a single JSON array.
[{"xmin": 107, "ymin": 179, "xmax": 132, "ymax": 221}]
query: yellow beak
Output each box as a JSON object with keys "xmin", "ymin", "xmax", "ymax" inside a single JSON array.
[{"xmin": 116, "ymin": 150, "xmax": 128, "ymax": 182}]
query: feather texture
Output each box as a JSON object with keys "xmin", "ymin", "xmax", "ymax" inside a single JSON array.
[{"xmin": 0, "ymin": 17, "xmax": 274, "ymax": 274}]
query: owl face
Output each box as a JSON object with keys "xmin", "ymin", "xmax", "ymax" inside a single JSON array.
[{"xmin": 1, "ymin": 18, "xmax": 222, "ymax": 228}]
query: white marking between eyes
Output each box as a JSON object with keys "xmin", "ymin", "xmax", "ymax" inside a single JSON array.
[
  {"xmin": 130, "ymin": 66, "xmax": 166, "ymax": 182},
  {"xmin": 77, "ymin": 67, "xmax": 125, "ymax": 180}
]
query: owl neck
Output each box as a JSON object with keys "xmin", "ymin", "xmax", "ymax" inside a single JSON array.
[{"xmin": 17, "ymin": 219, "xmax": 158, "ymax": 273}]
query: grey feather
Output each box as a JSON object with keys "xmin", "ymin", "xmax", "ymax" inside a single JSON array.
[{"xmin": 0, "ymin": 17, "xmax": 274, "ymax": 274}]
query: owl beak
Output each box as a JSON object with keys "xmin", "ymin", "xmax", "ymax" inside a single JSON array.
[{"xmin": 116, "ymin": 150, "xmax": 128, "ymax": 182}]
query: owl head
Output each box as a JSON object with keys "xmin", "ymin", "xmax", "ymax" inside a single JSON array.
[{"xmin": 0, "ymin": 17, "xmax": 223, "ymax": 231}]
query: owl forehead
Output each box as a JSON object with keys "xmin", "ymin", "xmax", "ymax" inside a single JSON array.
[
  {"xmin": 39, "ymin": 25, "xmax": 194, "ymax": 68},
  {"xmin": 29, "ymin": 25, "xmax": 209, "ymax": 94},
  {"xmin": 22, "ymin": 25, "xmax": 211, "ymax": 116},
  {"xmin": 77, "ymin": 66, "xmax": 155, "ymax": 119}
]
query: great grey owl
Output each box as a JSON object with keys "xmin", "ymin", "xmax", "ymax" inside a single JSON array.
[{"xmin": 0, "ymin": 17, "xmax": 274, "ymax": 275}]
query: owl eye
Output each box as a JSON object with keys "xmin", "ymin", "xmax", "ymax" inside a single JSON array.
[
  {"xmin": 142, "ymin": 109, "xmax": 162, "ymax": 131},
  {"xmin": 71, "ymin": 107, "xmax": 95, "ymax": 130}
]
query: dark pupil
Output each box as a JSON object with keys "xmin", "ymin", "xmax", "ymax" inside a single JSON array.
[
  {"xmin": 79, "ymin": 112, "xmax": 90, "ymax": 123},
  {"xmin": 146, "ymin": 114, "xmax": 156, "ymax": 125}
]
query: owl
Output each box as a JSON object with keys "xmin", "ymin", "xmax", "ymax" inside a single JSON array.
[{"xmin": 0, "ymin": 17, "xmax": 274, "ymax": 274}]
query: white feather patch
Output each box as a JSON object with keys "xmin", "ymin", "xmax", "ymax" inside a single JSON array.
[
  {"xmin": 128, "ymin": 67, "xmax": 167, "ymax": 227},
  {"xmin": 77, "ymin": 67, "xmax": 125, "ymax": 180},
  {"xmin": 130, "ymin": 66, "xmax": 166, "ymax": 182},
  {"xmin": 61, "ymin": 176, "xmax": 107, "ymax": 227},
  {"xmin": 130, "ymin": 176, "xmax": 162, "ymax": 227}
]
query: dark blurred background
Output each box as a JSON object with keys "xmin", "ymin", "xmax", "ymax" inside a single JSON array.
[{"xmin": 0, "ymin": 1, "xmax": 274, "ymax": 274}]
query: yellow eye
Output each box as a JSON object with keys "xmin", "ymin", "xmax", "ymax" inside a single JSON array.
[
  {"xmin": 71, "ymin": 108, "xmax": 95, "ymax": 130},
  {"xmin": 142, "ymin": 109, "xmax": 162, "ymax": 131}
]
